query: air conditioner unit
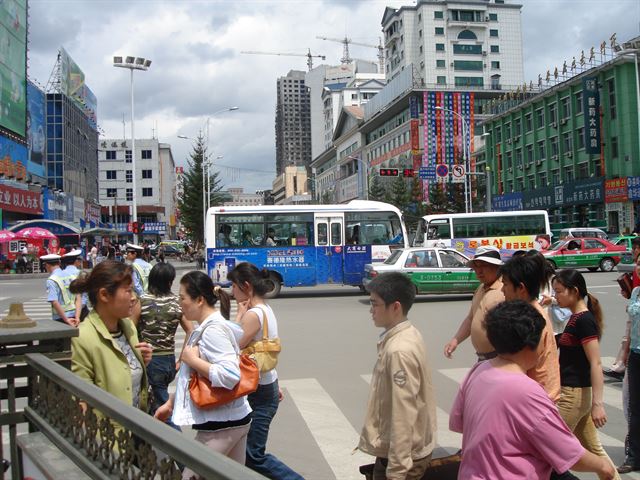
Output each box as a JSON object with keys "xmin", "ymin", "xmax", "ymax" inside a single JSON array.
[
  {"xmin": 561, "ymin": 118, "xmax": 569, "ymax": 125},
  {"xmin": 525, "ymin": 163, "xmax": 532, "ymax": 169},
  {"xmin": 536, "ymin": 160, "xmax": 543, "ymax": 166},
  {"xmin": 485, "ymin": 16, "xmax": 490, "ymax": 21},
  {"xmin": 551, "ymin": 155, "xmax": 558, "ymax": 161},
  {"xmin": 566, "ymin": 151, "xmax": 573, "ymax": 158},
  {"xmin": 518, "ymin": 165, "xmax": 523, "ymax": 170},
  {"xmin": 551, "ymin": 122, "xmax": 557, "ymax": 128},
  {"xmin": 514, "ymin": 136, "xmax": 520, "ymax": 142},
  {"xmin": 482, "ymin": 51, "xmax": 487, "ymax": 56},
  {"xmin": 450, "ymin": 62, "xmax": 455, "ymax": 67},
  {"xmin": 507, "ymin": 167, "xmax": 513, "ymax": 173},
  {"xmin": 506, "ymin": 138, "xmax": 512, "ymax": 144}
]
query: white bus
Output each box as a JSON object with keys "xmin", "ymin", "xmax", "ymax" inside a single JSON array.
[
  {"xmin": 413, "ymin": 210, "xmax": 552, "ymax": 258},
  {"xmin": 205, "ymin": 200, "xmax": 408, "ymax": 297}
]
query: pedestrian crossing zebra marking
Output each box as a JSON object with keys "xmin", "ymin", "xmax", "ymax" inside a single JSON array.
[{"xmin": 279, "ymin": 378, "xmax": 371, "ymax": 480}]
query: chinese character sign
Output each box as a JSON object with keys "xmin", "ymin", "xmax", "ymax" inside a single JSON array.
[
  {"xmin": 582, "ymin": 77, "xmax": 601, "ymax": 155},
  {"xmin": 0, "ymin": 183, "xmax": 43, "ymax": 214},
  {"xmin": 628, "ymin": 176, "xmax": 640, "ymax": 201}
]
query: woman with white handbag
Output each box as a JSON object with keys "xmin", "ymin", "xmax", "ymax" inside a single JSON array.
[{"xmin": 228, "ymin": 262, "xmax": 303, "ymax": 480}]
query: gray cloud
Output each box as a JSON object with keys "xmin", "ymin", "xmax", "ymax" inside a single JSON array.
[{"xmin": 25, "ymin": 0, "xmax": 640, "ymax": 195}]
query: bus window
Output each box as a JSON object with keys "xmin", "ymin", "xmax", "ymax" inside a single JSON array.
[
  {"xmin": 317, "ymin": 223, "xmax": 328, "ymax": 246},
  {"xmin": 345, "ymin": 211, "xmax": 404, "ymax": 246},
  {"xmin": 330, "ymin": 222, "xmax": 342, "ymax": 245},
  {"xmin": 428, "ymin": 220, "xmax": 450, "ymax": 240}
]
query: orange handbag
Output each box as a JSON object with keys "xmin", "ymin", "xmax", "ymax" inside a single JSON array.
[{"xmin": 186, "ymin": 323, "xmax": 259, "ymax": 409}]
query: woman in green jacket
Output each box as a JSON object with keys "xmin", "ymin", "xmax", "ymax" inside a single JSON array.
[{"xmin": 70, "ymin": 260, "xmax": 152, "ymax": 413}]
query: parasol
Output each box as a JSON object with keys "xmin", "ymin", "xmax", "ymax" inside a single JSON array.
[{"xmin": 15, "ymin": 227, "xmax": 57, "ymax": 240}]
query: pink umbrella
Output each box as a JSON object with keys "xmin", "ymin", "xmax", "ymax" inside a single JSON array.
[
  {"xmin": 0, "ymin": 230, "xmax": 21, "ymax": 244},
  {"xmin": 15, "ymin": 227, "xmax": 57, "ymax": 240}
]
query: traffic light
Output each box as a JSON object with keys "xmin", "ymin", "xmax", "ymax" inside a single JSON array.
[
  {"xmin": 138, "ymin": 222, "xmax": 145, "ymax": 233},
  {"xmin": 402, "ymin": 168, "xmax": 415, "ymax": 177},
  {"xmin": 379, "ymin": 168, "xmax": 399, "ymax": 177},
  {"xmin": 132, "ymin": 221, "xmax": 139, "ymax": 234}
]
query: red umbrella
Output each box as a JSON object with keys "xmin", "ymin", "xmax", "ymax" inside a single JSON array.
[
  {"xmin": 15, "ymin": 227, "xmax": 57, "ymax": 240},
  {"xmin": 0, "ymin": 230, "xmax": 22, "ymax": 244}
]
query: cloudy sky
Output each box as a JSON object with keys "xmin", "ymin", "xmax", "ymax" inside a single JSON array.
[{"xmin": 27, "ymin": 0, "xmax": 639, "ymax": 194}]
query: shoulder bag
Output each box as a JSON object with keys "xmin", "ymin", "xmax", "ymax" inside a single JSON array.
[
  {"xmin": 618, "ymin": 272, "xmax": 634, "ymax": 299},
  {"xmin": 241, "ymin": 305, "xmax": 281, "ymax": 373},
  {"xmin": 186, "ymin": 321, "xmax": 259, "ymax": 409}
]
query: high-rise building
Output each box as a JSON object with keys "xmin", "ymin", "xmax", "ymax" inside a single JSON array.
[
  {"xmin": 45, "ymin": 93, "xmax": 99, "ymax": 201},
  {"xmin": 382, "ymin": 0, "xmax": 524, "ymax": 89},
  {"xmin": 306, "ymin": 60, "xmax": 379, "ymax": 159},
  {"xmin": 275, "ymin": 70, "xmax": 311, "ymax": 176}
]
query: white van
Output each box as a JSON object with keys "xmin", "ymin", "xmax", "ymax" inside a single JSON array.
[{"xmin": 559, "ymin": 228, "xmax": 608, "ymax": 240}]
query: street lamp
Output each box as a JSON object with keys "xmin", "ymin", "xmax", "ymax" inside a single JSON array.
[
  {"xmin": 113, "ymin": 55, "xmax": 152, "ymax": 244},
  {"xmin": 434, "ymin": 106, "xmax": 471, "ymax": 213}
]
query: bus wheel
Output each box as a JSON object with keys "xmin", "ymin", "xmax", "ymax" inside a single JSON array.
[{"xmin": 263, "ymin": 273, "xmax": 282, "ymax": 299}]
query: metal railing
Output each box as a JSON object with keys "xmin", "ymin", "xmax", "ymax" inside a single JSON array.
[{"xmin": 23, "ymin": 353, "xmax": 264, "ymax": 480}]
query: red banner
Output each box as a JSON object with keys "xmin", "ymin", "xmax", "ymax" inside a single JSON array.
[
  {"xmin": 0, "ymin": 184, "xmax": 43, "ymax": 214},
  {"xmin": 410, "ymin": 119, "xmax": 420, "ymax": 151},
  {"xmin": 604, "ymin": 178, "xmax": 628, "ymax": 203}
]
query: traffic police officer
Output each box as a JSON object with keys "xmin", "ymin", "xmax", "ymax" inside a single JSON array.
[
  {"xmin": 63, "ymin": 249, "xmax": 89, "ymax": 320},
  {"xmin": 41, "ymin": 253, "xmax": 80, "ymax": 326},
  {"xmin": 126, "ymin": 243, "xmax": 152, "ymax": 296}
]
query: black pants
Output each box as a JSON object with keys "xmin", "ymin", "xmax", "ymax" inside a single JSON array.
[{"xmin": 627, "ymin": 350, "xmax": 640, "ymax": 466}]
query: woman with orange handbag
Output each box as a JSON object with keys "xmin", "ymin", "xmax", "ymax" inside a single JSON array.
[
  {"xmin": 228, "ymin": 262, "xmax": 303, "ymax": 480},
  {"xmin": 155, "ymin": 271, "xmax": 252, "ymax": 476}
]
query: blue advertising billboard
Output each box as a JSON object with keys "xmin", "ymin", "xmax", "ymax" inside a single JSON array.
[
  {"xmin": 0, "ymin": 135, "xmax": 27, "ymax": 180},
  {"xmin": 27, "ymin": 81, "xmax": 45, "ymax": 179}
]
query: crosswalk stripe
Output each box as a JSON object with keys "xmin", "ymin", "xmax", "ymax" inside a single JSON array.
[
  {"xmin": 360, "ymin": 374, "xmax": 462, "ymax": 455},
  {"xmin": 279, "ymin": 378, "xmax": 371, "ymax": 480}
]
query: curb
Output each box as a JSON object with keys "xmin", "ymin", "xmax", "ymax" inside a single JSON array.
[{"xmin": 0, "ymin": 261, "xmax": 198, "ymax": 281}]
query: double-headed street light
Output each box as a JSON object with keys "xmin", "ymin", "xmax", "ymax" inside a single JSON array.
[
  {"xmin": 113, "ymin": 55, "xmax": 152, "ymax": 244},
  {"xmin": 434, "ymin": 106, "xmax": 471, "ymax": 213}
]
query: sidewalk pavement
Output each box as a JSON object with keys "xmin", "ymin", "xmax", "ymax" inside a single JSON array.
[{"xmin": 0, "ymin": 259, "xmax": 200, "ymax": 281}]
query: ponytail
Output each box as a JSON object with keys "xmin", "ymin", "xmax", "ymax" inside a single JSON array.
[
  {"xmin": 227, "ymin": 262, "xmax": 273, "ymax": 297},
  {"xmin": 70, "ymin": 260, "xmax": 132, "ymax": 307},
  {"xmin": 586, "ymin": 293, "xmax": 604, "ymax": 338},
  {"xmin": 213, "ymin": 285, "xmax": 231, "ymax": 320}
]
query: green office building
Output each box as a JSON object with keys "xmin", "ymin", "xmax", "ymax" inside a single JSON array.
[{"xmin": 482, "ymin": 38, "xmax": 640, "ymax": 235}]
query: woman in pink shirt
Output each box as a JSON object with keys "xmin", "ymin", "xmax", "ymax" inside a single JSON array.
[{"xmin": 450, "ymin": 300, "xmax": 615, "ymax": 479}]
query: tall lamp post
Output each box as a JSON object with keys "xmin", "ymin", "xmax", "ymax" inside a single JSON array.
[
  {"xmin": 113, "ymin": 55, "xmax": 152, "ymax": 244},
  {"xmin": 434, "ymin": 106, "xmax": 471, "ymax": 213}
]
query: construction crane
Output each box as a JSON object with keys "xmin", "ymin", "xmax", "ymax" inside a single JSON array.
[
  {"xmin": 316, "ymin": 35, "xmax": 385, "ymax": 75},
  {"xmin": 240, "ymin": 49, "xmax": 326, "ymax": 71}
]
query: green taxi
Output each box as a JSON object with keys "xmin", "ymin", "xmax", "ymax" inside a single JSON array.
[
  {"xmin": 541, "ymin": 238, "xmax": 626, "ymax": 272},
  {"xmin": 613, "ymin": 235, "xmax": 639, "ymax": 273},
  {"xmin": 363, "ymin": 247, "xmax": 479, "ymax": 295}
]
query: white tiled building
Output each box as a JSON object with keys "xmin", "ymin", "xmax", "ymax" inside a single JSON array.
[
  {"xmin": 222, "ymin": 187, "xmax": 263, "ymax": 206},
  {"xmin": 382, "ymin": 0, "xmax": 524, "ymax": 89},
  {"xmin": 97, "ymin": 138, "xmax": 176, "ymax": 236}
]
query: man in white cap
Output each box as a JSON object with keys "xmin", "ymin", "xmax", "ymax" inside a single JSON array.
[
  {"xmin": 126, "ymin": 243, "xmax": 151, "ymax": 296},
  {"xmin": 41, "ymin": 253, "xmax": 80, "ymax": 326},
  {"xmin": 63, "ymin": 249, "xmax": 89, "ymax": 320},
  {"xmin": 444, "ymin": 245, "xmax": 505, "ymax": 362}
]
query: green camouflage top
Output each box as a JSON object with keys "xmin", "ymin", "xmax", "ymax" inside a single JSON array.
[{"xmin": 138, "ymin": 293, "xmax": 183, "ymax": 355}]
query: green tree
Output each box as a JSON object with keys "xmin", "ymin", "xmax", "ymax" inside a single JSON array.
[
  {"xmin": 177, "ymin": 134, "xmax": 227, "ymax": 243},
  {"xmin": 390, "ymin": 176, "xmax": 410, "ymax": 211},
  {"xmin": 368, "ymin": 174, "xmax": 386, "ymax": 201}
]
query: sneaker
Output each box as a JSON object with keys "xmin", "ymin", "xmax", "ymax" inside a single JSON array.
[
  {"xmin": 603, "ymin": 369, "xmax": 625, "ymax": 381},
  {"xmin": 610, "ymin": 362, "xmax": 626, "ymax": 374}
]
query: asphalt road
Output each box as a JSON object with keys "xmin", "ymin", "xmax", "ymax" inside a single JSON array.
[{"xmin": 1, "ymin": 269, "xmax": 637, "ymax": 479}]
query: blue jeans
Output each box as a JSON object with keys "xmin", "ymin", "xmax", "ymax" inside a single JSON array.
[
  {"xmin": 147, "ymin": 354, "xmax": 179, "ymax": 431},
  {"xmin": 246, "ymin": 380, "xmax": 304, "ymax": 479}
]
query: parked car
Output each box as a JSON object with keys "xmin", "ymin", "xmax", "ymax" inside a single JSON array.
[
  {"xmin": 613, "ymin": 235, "xmax": 639, "ymax": 272},
  {"xmin": 558, "ymin": 227, "xmax": 609, "ymax": 240},
  {"xmin": 149, "ymin": 244, "xmax": 182, "ymax": 259},
  {"xmin": 363, "ymin": 247, "xmax": 479, "ymax": 295},
  {"xmin": 541, "ymin": 237, "xmax": 626, "ymax": 272}
]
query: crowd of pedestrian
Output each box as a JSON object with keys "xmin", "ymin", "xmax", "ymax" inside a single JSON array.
[{"xmin": 39, "ymin": 232, "xmax": 639, "ymax": 479}]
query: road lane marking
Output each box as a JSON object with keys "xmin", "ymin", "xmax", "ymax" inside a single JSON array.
[
  {"xmin": 279, "ymin": 378, "xmax": 371, "ymax": 480},
  {"xmin": 360, "ymin": 374, "xmax": 461, "ymax": 454}
]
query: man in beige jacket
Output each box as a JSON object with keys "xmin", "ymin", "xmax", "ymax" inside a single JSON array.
[{"xmin": 358, "ymin": 272, "xmax": 437, "ymax": 480}]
